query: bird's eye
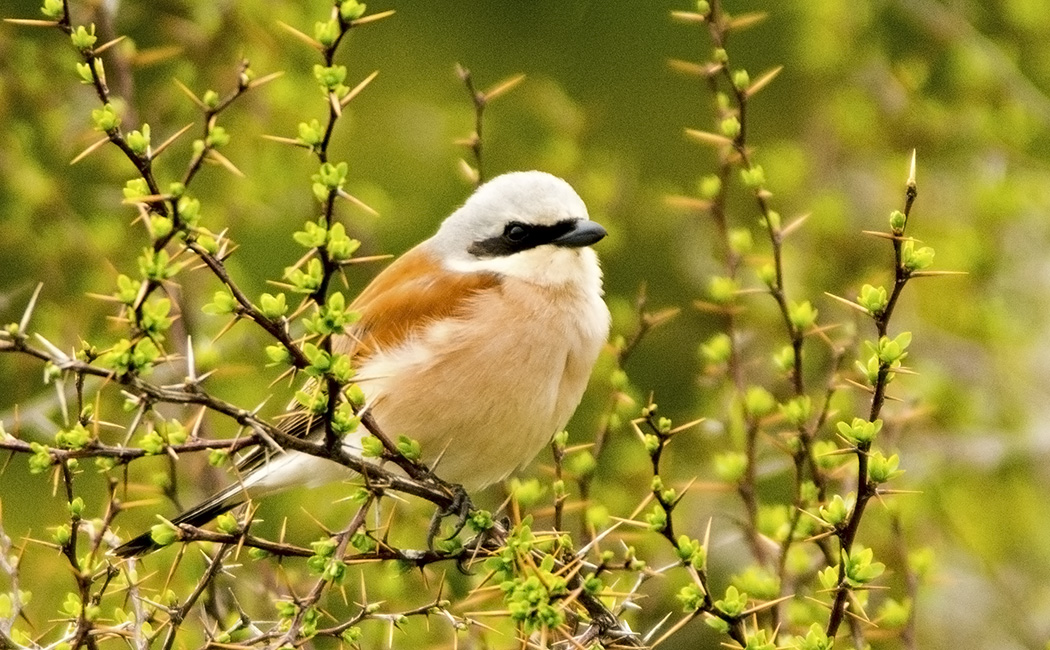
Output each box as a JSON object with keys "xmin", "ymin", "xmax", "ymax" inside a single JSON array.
[{"xmin": 504, "ymin": 224, "xmax": 528, "ymax": 243}]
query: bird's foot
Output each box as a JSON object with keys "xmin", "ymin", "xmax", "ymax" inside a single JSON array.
[{"xmin": 426, "ymin": 483, "xmax": 473, "ymax": 551}]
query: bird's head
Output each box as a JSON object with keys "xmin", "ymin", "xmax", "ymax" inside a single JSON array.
[{"xmin": 429, "ymin": 171, "xmax": 606, "ymax": 287}]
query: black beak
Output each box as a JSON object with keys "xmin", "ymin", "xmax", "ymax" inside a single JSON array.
[{"xmin": 551, "ymin": 220, "xmax": 607, "ymax": 248}]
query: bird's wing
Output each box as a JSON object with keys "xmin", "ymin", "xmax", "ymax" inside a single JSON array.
[{"xmin": 234, "ymin": 246, "xmax": 502, "ymax": 474}]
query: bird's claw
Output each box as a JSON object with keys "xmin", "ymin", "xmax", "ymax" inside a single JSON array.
[{"xmin": 426, "ymin": 483, "xmax": 473, "ymax": 551}]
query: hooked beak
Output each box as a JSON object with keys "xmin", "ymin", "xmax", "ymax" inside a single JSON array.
[{"xmin": 551, "ymin": 220, "xmax": 607, "ymax": 248}]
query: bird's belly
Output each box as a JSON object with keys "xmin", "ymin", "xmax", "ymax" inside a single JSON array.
[{"xmin": 356, "ymin": 297, "xmax": 603, "ymax": 490}]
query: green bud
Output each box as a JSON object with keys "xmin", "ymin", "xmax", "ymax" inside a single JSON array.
[
  {"xmin": 265, "ymin": 344, "xmax": 291, "ymax": 366},
  {"xmin": 259, "ymin": 293, "xmax": 288, "ymax": 319},
  {"xmin": 857, "ymin": 284, "xmax": 888, "ymax": 315},
  {"xmin": 216, "ymin": 513, "xmax": 239, "ymax": 535},
  {"xmin": 788, "ymin": 299, "xmax": 818, "ymax": 331},
  {"xmin": 697, "ymin": 174, "xmax": 721, "ymax": 199},
  {"xmin": 877, "ymin": 598, "xmax": 911, "ymax": 629},
  {"xmin": 568, "ymin": 450, "xmax": 597, "ymax": 477},
  {"xmin": 713, "ymin": 48, "xmax": 729, "ymax": 64},
  {"xmin": 889, "ymin": 210, "xmax": 907, "ymax": 234},
  {"xmin": 708, "ymin": 275, "xmax": 738, "ymax": 304},
  {"xmin": 779, "ymin": 395, "xmax": 812, "ymax": 427},
  {"xmin": 177, "ymin": 196, "xmax": 201, "ymax": 226},
  {"xmin": 744, "ymin": 386, "xmax": 775, "ymax": 418},
  {"xmin": 126, "ymin": 124, "xmax": 151, "ymax": 156},
  {"xmin": 206, "ymin": 126, "xmax": 230, "ymax": 148},
  {"xmin": 676, "ymin": 583, "xmax": 704, "ymax": 612},
  {"xmin": 714, "ymin": 585, "xmax": 748, "ymax": 617},
  {"xmin": 360, "ymin": 435, "xmax": 384, "ymax": 458},
  {"xmin": 149, "ymin": 216, "xmax": 172, "ymax": 239},
  {"xmin": 28, "ymin": 442, "xmax": 53, "ymax": 474},
  {"xmin": 794, "ymin": 623, "xmax": 833, "ymax": 650},
  {"xmin": 510, "ymin": 478, "xmax": 546, "ymax": 506},
  {"xmin": 901, "ymin": 240, "xmax": 935, "ymax": 272},
  {"xmin": 643, "ymin": 433, "xmax": 660, "ymax": 455},
  {"xmin": 867, "ymin": 450, "xmax": 903, "ymax": 483},
  {"xmin": 149, "ymin": 524, "xmax": 177, "ymax": 548},
  {"xmin": 728, "ymin": 228, "xmax": 753, "ymax": 254},
  {"xmin": 313, "ymin": 64, "xmax": 349, "ymax": 95},
  {"xmin": 90, "ymin": 103, "xmax": 120, "ymax": 132},
  {"xmin": 55, "ymin": 423, "xmax": 91, "ymax": 450},
  {"xmin": 719, "ymin": 116, "xmax": 741, "ymax": 139},
  {"xmin": 757, "ymin": 262, "xmax": 777, "ymax": 287},
  {"xmin": 732, "ymin": 69, "xmax": 750, "ymax": 91},
  {"xmin": 297, "ymin": 119, "xmax": 323, "ymax": 147},
  {"xmin": 208, "ymin": 449, "xmax": 229, "ymax": 467},
  {"xmin": 40, "ymin": 0, "xmax": 64, "ymax": 18},
  {"xmin": 51, "ymin": 525, "xmax": 72, "ymax": 546},
  {"xmin": 468, "ymin": 509, "xmax": 494, "ymax": 532},
  {"xmin": 340, "ymin": 0, "xmax": 367, "ymax": 21},
  {"xmin": 836, "ymin": 417, "xmax": 883, "ymax": 445},
  {"xmin": 75, "ymin": 62, "xmax": 94, "ymax": 84},
  {"xmin": 842, "ymin": 546, "xmax": 885, "ymax": 586},
  {"xmin": 314, "ymin": 19, "xmax": 340, "ymax": 47},
  {"xmin": 696, "ymin": 1, "xmax": 710, "ymax": 15},
  {"xmin": 70, "ymin": 24, "xmax": 97, "ymax": 50},
  {"xmin": 202, "ymin": 90, "xmax": 220, "ymax": 109},
  {"xmin": 202, "ymin": 290, "xmax": 237, "ymax": 316},
  {"xmin": 730, "ymin": 566, "xmax": 780, "ymax": 600},
  {"xmin": 347, "ymin": 383, "xmax": 366, "ymax": 408},
  {"xmin": 714, "ymin": 451, "xmax": 747, "ymax": 483},
  {"xmin": 700, "ymin": 332, "xmax": 733, "ymax": 365},
  {"xmin": 819, "ymin": 494, "xmax": 851, "ymax": 526},
  {"xmin": 644, "ymin": 503, "xmax": 667, "ymax": 532},
  {"xmin": 396, "ymin": 435, "xmax": 422, "ymax": 461}
]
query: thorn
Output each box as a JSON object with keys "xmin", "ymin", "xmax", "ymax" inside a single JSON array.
[
  {"xmin": 664, "ymin": 195, "xmax": 712, "ymax": 211},
  {"xmin": 2, "ymin": 18, "xmax": 59, "ymax": 27},
  {"xmin": 350, "ymin": 9, "xmax": 396, "ymax": 26},
  {"xmin": 152, "ymin": 123, "xmax": 194, "ymax": 159},
  {"xmin": 482, "ymin": 73, "xmax": 525, "ymax": 102},
  {"xmin": 172, "ymin": 78, "xmax": 205, "ymax": 109},
  {"xmin": 335, "ymin": 188, "xmax": 379, "ymax": 216},
  {"xmin": 70, "ymin": 135, "xmax": 113, "ymax": 165},
  {"xmin": 275, "ymin": 20, "xmax": 323, "ymax": 50},
  {"xmin": 131, "ymin": 45, "xmax": 183, "ymax": 67},
  {"xmin": 19, "ymin": 283, "xmax": 43, "ymax": 333},
  {"xmin": 907, "ymin": 149, "xmax": 917, "ymax": 189},
  {"xmin": 340, "ymin": 70, "xmax": 380, "ymax": 107},
  {"xmin": 780, "ymin": 212, "xmax": 811, "ymax": 238},
  {"xmin": 684, "ymin": 128, "xmax": 734, "ymax": 148},
  {"xmin": 34, "ymin": 334, "xmax": 69, "ymax": 365},
  {"xmin": 745, "ymin": 65, "xmax": 784, "ymax": 98},
  {"xmin": 666, "ymin": 59, "xmax": 705, "ymax": 76},
  {"xmin": 457, "ymin": 159, "xmax": 479, "ymax": 185},
  {"xmin": 669, "ymin": 10, "xmax": 706, "ymax": 23},
  {"xmin": 247, "ymin": 70, "xmax": 285, "ymax": 90},
  {"xmin": 207, "ymin": 150, "xmax": 245, "ymax": 177},
  {"xmin": 727, "ymin": 11, "xmax": 768, "ymax": 31},
  {"xmin": 823, "ymin": 292, "xmax": 870, "ymax": 315},
  {"xmin": 185, "ymin": 335, "xmax": 196, "ymax": 382},
  {"xmin": 643, "ymin": 611, "xmax": 674, "ymax": 643},
  {"xmin": 329, "ymin": 90, "xmax": 342, "ymax": 117},
  {"xmin": 260, "ymin": 134, "xmax": 306, "ymax": 147},
  {"xmin": 93, "ymin": 35, "xmax": 127, "ymax": 55}
]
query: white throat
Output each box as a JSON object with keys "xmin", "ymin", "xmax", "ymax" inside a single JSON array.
[{"xmin": 446, "ymin": 246, "xmax": 603, "ymax": 291}]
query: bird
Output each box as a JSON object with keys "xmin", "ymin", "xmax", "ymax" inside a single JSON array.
[{"xmin": 115, "ymin": 170, "xmax": 610, "ymax": 557}]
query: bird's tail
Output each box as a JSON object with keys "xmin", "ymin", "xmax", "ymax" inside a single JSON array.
[{"xmin": 113, "ymin": 486, "xmax": 245, "ymax": 558}]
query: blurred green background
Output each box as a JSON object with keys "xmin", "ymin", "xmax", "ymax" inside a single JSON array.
[{"xmin": 2, "ymin": 0, "xmax": 1050, "ymax": 648}]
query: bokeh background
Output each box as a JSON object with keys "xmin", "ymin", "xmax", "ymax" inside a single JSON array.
[{"xmin": 2, "ymin": 1, "xmax": 1050, "ymax": 648}]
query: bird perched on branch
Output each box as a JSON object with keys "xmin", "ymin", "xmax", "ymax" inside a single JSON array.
[{"xmin": 116, "ymin": 171, "xmax": 610, "ymax": 557}]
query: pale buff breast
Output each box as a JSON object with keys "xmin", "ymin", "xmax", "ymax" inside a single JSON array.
[{"xmin": 355, "ymin": 276, "xmax": 609, "ymax": 490}]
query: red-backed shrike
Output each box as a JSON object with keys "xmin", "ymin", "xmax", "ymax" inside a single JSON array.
[{"xmin": 116, "ymin": 171, "xmax": 610, "ymax": 556}]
